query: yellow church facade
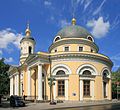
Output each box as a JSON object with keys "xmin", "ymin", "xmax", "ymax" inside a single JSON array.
[{"xmin": 9, "ymin": 18, "xmax": 113, "ymax": 101}]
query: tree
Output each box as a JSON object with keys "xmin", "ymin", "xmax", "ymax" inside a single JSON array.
[
  {"xmin": 0, "ymin": 58, "xmax": 10, "ymax": 95},
  {"xmin": 112, "ymin": 68, "xmax": 120, "ymax": 99}
]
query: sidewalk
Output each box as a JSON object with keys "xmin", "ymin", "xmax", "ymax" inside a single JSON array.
[
  {"xmin": 17, "ymin": 100, "xmax": 120, "ymax": 110},
  {"xmin": 1, "ymin": 100, "xmax": 120, "ymax": 110}
]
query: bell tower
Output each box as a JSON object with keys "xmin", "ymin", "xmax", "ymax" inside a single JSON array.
[{"xmin": 20, "ymin": 22, "xmax": 36, "ymax": 65}]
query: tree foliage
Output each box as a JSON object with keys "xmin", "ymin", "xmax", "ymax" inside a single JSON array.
[
  {"xmin": 112, "ymin": 67, "xmax": 120, "ymax": 98},
  {"xmin": 0, "ymin": 58, "xmax": 10, "ymax": 95}
]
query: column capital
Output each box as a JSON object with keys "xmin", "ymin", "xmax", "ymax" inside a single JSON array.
[
  {"xmin": 38, "ymin": 63, "xmax": 44, "ymax": 66},
  {"xmin": 27, "ymin": 67, "xmax": 30, "ymax": 71}
]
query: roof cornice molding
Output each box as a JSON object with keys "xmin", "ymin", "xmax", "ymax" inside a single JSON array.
[{"xmin": 49, "ymin": 38, "xmax": 99, "ymax": 52}]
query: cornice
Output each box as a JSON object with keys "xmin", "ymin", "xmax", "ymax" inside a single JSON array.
[
  {"xmin": 21, "ymin": 52, "xmax": 113, "ymax": 68},
  {"xmin": 50, "ymin": 52, "xmax": 113, "ymax": 68},
  {"xmin": 49, "ymin": 38, "xmax": 99, "ymax": 52}
]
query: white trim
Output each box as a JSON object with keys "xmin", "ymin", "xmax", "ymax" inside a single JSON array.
[
  {"xmin": 76, "ymin": 64, "xmax": 98, "ymax": 75},
  {"xmin": 101, "ymin": 67, "xmax": 111, "ymax": 78},
  {"xmin": 10, "ymin": 77, "xmax": 13, "ymax": 96},
  {"xmin": 106, "ymin": 83, "xmax": 108, "ymax": 97},
  {"xmin": 53, "ymin": 77, "xmax": 68, "ymax": 80},
  {"xmin": 80, "ymin": 80, "xmax": 83, "ymax": 101},
  {"xmin": 65, "ymin": 80, "xmax": 69, "ymax": 100},
  {"xmin": 90, "ymin": 80, "xmax": 94, "ymax": 100},
  {"xmin": 52, "ymin": 64, "xmax": 72, "ymax": 75},
  {"xmin": 37, "ymin": 64, "xmax": 43, "ymax": 100},
  {"xmin": 14, "ymin": 74, "xmax": 19, "ymax": 95},
  {"xmin": 80, "ymin": 77, "xmax": 95, "ymax": 80}
]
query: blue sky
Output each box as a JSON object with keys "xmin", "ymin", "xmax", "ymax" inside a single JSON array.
[{"xmin": 0, "ymin": 0, "xmax": 120, "ymax": 71}]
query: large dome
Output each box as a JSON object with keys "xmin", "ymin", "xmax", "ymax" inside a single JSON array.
[
  {"xmin": 57, "ymin": 25, "xmax": 92, "ymax": 39},
  {"xmin": 56, "ymin": 18, "xmax": 93, "ymax": 39}
]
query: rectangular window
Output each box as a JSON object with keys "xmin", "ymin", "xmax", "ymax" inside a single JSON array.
[
  {"xmin": 103, "ymin": 82, "xmax": 106, "ymax": 98},
  {"xmin": 79, "ymin": 46, "xmax": 83, "ymax": 52},
  {"xmin": 58, "ymin": 80, "xmax": 65, "ymax": 96},
  {"xmin": 83, "ymin": 80, "xmax": 90, "ymax": 96},
  {"xmin": 64, "ymin": 46, "xmax": 69, "ymax": 52}
]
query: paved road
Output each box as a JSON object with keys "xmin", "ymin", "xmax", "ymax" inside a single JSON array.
[
  {"xmin": 53, "ymin": 104, "xmax": 120, "ymax": 110},
  {"xmin": 0, "ymin": 101, "xmax": 120, "ymax": 110}
]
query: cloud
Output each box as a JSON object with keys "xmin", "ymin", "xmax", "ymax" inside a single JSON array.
[
  {"xmin": 44, "ymin": 1, "xmax": 52, "ymax": 6},
  {"xmin": 93, "ymin": 0, "xmax": 106, "ymax": 15},
  {"xmin": 111, "ymin": 53, "xmax": 120, "ymax": 61},
  {"xmin": 84, "ymin": 0, "xmax": 93, "ymax": 11},
  {"xmin": 0, "ymin": 28, "xmax": 23, "ymax": 49},
  {"xmin": 80, "ymin": 0, "xmax": 84, "ymax": 4},
  {"xmin": 111, "ymin": 15, "xmax": 120, "ymax": 30},
  {"xmin": 5, "ymin": 57, "xmax": 14, "ymax": 63},
  {"xmin": 87, "ymin": 17, "xmax": 110, "ymax": 38},
  {"xmin": 59, "ymin": 19, "xmax": 71, "ymax": 28}
]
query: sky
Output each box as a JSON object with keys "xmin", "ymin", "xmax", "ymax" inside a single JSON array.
[{"xmin": 0, "ymin": 0, "xmax": 120, "ymax": 71}]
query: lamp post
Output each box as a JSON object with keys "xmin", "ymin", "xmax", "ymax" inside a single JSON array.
[{"xmin": 48, "ymin": 77, "xmax": 56, "ymax": 104}]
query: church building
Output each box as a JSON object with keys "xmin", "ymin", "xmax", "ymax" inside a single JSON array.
[{"xmin": 9, "ymin": 18, "xmax": 113, "ymax": 101}]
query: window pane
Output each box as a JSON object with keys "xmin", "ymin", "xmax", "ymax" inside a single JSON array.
[
  {"xmin": 83, "ymin": 70, "xmax": 91, "ymax": 75},
  {"xmin": 58, "ymin": 80, "xmax": 65, "ymax": 96},
  {"xmin": 79, "ymin": 47, "xmax": 83, "ymax": 52},
  {"xmin": 56, "ymin": 70, "xmax": 65, "ymax": 75},
  {"xmin": 83, "ymin": 80, "xmax": 90, "ymax": 96},
  {"xmin": 65, "ymin": 46, "xmax": 69, "ymax": 52}
]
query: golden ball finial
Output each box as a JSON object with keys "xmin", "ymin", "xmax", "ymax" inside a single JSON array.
[
  {"xmin": 25, "ymin": 21, "xmax": 31, "ymax": 37},
  {"xmin": 72, "ymin": 18, "xmax": 76, "ymax": 25}
]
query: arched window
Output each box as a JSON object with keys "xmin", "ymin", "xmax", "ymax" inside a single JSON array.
[
  {"xmin": 55, "ymin": 37, "xmax": 60, "ymax": 42},
  {"xmin": 56, "ymin": 70, "xmax": 65, "ymax": 75},
  {"xmin": 87, "ymin": 35, "xmax": 94, "ymax": 42},
  {"xmin": 103, "ymin": 70, "xmax": 109, "ymax": 79},
  {"xmin": 83, "ymin": 70, "xmax": 91, "ymax": 75},
  {"xmin": 29, "ymin": 46, "xmax": 32, "ymax": 54},
  {"xmin": 53, "ymin": 36, "xmax": 61, "ymax": 42}
]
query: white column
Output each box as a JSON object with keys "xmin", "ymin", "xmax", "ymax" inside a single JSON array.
[
  {"xmin": 10, "ymin": 76, "xmax": 13, "ymax": 96},
  {"xmin": 27, "ymin": 69, "xmax": 31, "ymax": 97},
  {"xmin": 53, "ymin": 81, "xmax": 57, "ymax": 100},
  {"xmin": 65, "ymin": 80, "xmax": 68, "ymax": 100},
  {"xmin": 90, "ymin": 80, "xmax": 94, "ymax": 100},
  {"xmin": 38, "ymin": 64, "xmax": 43, "ymax": 100},
  {"xmin": 16, "ymin": 74, "xmax": 19, "ymax": 95},
  {"xmin": 14, "ymin": 75, "xmax": 17, "ymax": 95},
  {"xmin": 80, "ymin": 80, "xmax": 83, "ymax": 101}
]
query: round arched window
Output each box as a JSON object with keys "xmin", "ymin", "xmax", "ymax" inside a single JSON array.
[
  {"xmin": 83, "ymin": 70, "xmax": 91, "ymax": 75},
  {"xmin": 56, "ymin": 70, "xmax": 65, "ymax": 75},
  {"xmin": 54, "ymin": 36, "xmax": 61, "ymax": 42},
  {"xmin": 103, "ymin": 70, "xmax": 109, "ymax": 79},
  {"xmin": 87, "ymin": 35, "xmax": 94, "ymax": 42}
]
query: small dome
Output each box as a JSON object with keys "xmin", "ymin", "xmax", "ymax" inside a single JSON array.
[
  {"xmin": 20, "ymin": 36, "xmax": 35, "ymax": 43},
  {"xmin": 57, "ymin": 25, "xmax": 92, "ymax": 39},
  {"xmin": 20, "ymin": 22, "xmax": 35, "ymax": 43}
]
